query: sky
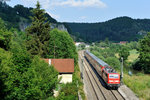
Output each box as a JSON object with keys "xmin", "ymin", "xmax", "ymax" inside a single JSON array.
[{"xmin": 6, "ymin": 0, "xmax": 150, "ymax": 23}]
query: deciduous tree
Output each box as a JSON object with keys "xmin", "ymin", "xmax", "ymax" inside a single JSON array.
[
  {"xmin": 48, "ymin": 29, "xmax": 78, "ymax": 65},
  {"xmin": 119, "ymin": 46, "xmax": 130, "ymax": 61},
  {"xmin": 0, "ymin": 18, "xmax": 12, "ymax": 50},
  {"xmin": 139, "ymin": 32, "xmax": 150, "ymax": 73}
]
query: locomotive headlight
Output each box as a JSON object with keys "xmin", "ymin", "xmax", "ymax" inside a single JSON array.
[
  {"xmin": 115, "ymin": 80, "xmax": 119, "ymax": 82},
  {"xmin": 109, "ymin": 80, "xmax": 113, "ymax": 82}
]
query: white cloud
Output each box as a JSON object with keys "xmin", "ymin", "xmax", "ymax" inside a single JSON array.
[
  {"xmin": 51, "ymin": 0, "xmax": 107, "ymax": 8},
  {"xmin": 19, "ymin": 0, "xmax": 106, "ymax": 9}
]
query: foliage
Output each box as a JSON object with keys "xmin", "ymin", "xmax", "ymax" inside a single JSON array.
[
  {"xmin": 127, "ymin": 49, "xmax": 139, "ymax": 62},
  {"xmin": 138, "ymin": 32, "xmax": 150, "ymax": 73},
  {"xmin": 119, "ymin": 46, "xmax": 130, "ymax": 61},
  {"xmin": 22, "ymin": 56, "xmax": 58, "ymax": 99},
  {"xmin": 10, "ymin": 41, "xmax": 32, "ymax": 73},
  {"xmin": 0, "ymin": 18, "xmax": 12, "ymax": 50},
  {"xmin": 0, "ymin": 1, "xmax": 20, "ymax": 29},
  {"xmin": 126, "ymin": 41, "xmax": 139, "ymax": 50},
  {"xmin": 26, "ymin": 1, "xmax": 51, "ymax": 57},
  {"xmin": 132, "ymin": 59, "xmax": 142, "ymax": 71},
  {"xmin": 0, "ymin": 17, "xmax": 6, "ymax": 29},
  {"xmin": 0, "ymin": 47, "xmax": 58, "ymax": 99},
  {"xmin": 56, "ymin": 83, "xmax": 78, "ymax": 100},
  {"xmin": 48, "ymin": 29, "xmax": 78, "ymax": 65},
  {"xmin": 14, "ymin": 4, "xmax": 33, "ymax": 20},
  {"xmin": 0, "ymin": 1, "xmax": 57, "ymax": 29},
  {"xmin": 56, "ymin": 65, "xmax": 85, "ymax": 100},
  {"xmin": 0, "ymin": 16, "xmax": 58, "ymax": 99},
  {"xmin": 78, "ymin": 44, "xmax": 86, "ymax": 50},
  {"xmin": 73, "ymin": 65, "xmax": 85, "ymax": 99},
  {"xmin": 105, "ymin": 57, "xmax": 121, "ymax": 70},
  {"xmin": 0, "ymin": 48, "xmax": 13, "ymax": 99},
  {"xmin": 0, "ymin": 2, "xmax": 80, "ymax": 100},
  {"xmin": 123, "ymin": 74, "xmax": 150, "ymax": 100},
  {"xmin": 104, "ymin": 38, "xmax": 110, "ymax": 45},
  {"xmin": 99, "ymin": 41, "xmax": 108, "ymax": 48},
  {"xmin": 67, "ymin": 16, "xmax": 150, "ymax": 42},
  {"xmin": 91, "ymin": 46, "xmax": 115, "ymax": 59}
]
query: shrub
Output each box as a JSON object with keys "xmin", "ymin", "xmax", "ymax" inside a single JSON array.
[
  {"xmin": 56, "ymin": 83, "xmax": 78, "ymax": 100},
  {"xmin": 0, "ymin": 47, "xmax": 58, "ymax": 99},
  {"xmin": 105, "ymin": 57, "xmax": 121, "ymax": 70}
]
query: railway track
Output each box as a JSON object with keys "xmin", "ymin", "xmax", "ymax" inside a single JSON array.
[{"xmin": 79, "ymin": 51, "xmax": 125, "ymax": 100}]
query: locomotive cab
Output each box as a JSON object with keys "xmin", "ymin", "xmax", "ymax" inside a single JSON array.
[
  {"xmin": 104, "ymin": 67, "xmax": 120, "ymax": 89},
  {"xmin": 107, "ymin": 73, "xmax": 120, "ymax": 89}
]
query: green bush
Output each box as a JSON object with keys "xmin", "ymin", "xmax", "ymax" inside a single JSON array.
[
  {"xmin": 56, "ymin": 83, "xmax": 78, "ymax": 100},
  {"xmin": 22, "ymin": 56, "xmax": 58, "ymax": 99},
  {"xmin": 0, "ymin": 18, "xmax": 12, "ymax": 50},
  {"xmin": 105, "ymin": 57, "xmax": 121, "ymax": 70},
  {"xmin": 0, "ymin": 47, "xmax": 58, "ymax": 99},
  {"xmin": 0, "ymin": 48, "xmax": 13, "ymax": 99},
  {"xmin": 138, "ymin": 32, "xmax": 150, "ymax": 73}
]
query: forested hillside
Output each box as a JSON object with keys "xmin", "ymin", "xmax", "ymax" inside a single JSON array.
[
  {"xmin": 0, "ymin": 1, "xmax": 57, "ymax": 29},
  {"xmin": 66, "ymin": 17, "xmax": 150, "ymax": 42},
  {"xmin": 1, "ymin": 1, "xmax": 150, "ymax": 43}
]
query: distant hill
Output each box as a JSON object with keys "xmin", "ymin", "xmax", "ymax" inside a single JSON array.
[
  {"xmin": 1, "ymin": 1, "xmax": 150, "ymax": 42},
  {"xmin": 66, "ymin": 17, "xmax": 150, "ymax": 42},
  {"xmin": 0, "ymin": 1, "xmax": 57, "ymax": 30}
]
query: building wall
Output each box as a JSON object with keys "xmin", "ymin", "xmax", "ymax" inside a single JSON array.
[{"xmin": 58, "ymin": 74, "xmax": 72, "ymax": 84}]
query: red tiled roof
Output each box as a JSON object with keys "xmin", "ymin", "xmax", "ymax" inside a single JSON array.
[
  {"xmin": 120, "ymin": 41, "xmax": 127, "ymax": 44},
  {"xmin": 43, "ymin": 59, "xmax": 74, "ymax": 73}
]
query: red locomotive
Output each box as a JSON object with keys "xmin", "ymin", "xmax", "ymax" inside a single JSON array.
[{"xmin": 84, "ymin": 50, "xmax": 120, "ymax": 89}]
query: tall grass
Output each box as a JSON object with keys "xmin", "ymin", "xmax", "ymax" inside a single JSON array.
[
  {"xmin": 128, "ymin": 49, "xmax": 139, "ymax": 62},
  {"xmin": 123, "ymin": 74, "xmax": 150, "ymax": 100}
]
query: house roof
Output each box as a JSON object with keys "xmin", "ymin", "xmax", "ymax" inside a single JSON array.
[{"xmin": 43, "ymin": 59, "xmax": 74, "ymax": 73}]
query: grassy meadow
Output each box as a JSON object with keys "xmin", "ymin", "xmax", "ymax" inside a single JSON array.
[
  {"xmin": 128, "ymin": 49, "xmax": 139, "ymax": 62},
  {"xmin": 115, "ymin": 49, "xmax": 139, "ymax": 62},
  {"xmin": 123, "ymin": 74, "xmax": 150, "ymax": 100},
  {"xmin": 121, "ymin": 49, "xmax": 150, "ymax": 100}
]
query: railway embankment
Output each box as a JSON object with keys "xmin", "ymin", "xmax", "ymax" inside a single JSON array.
[{"xmin": 119, "ymin": 85, "xmax": 139, "ymax": 100}]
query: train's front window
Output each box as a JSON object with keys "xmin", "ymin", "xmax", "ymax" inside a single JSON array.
[{"xmin": 109, "ymin": 74, "xmax": 119, "ymax": 79}]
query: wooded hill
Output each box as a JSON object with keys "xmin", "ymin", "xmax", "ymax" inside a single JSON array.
[
  {"xmin": 0, "ymin": 1, "xmax": 57, "ymax": 29},
  {"xmin": 1, "ymin": 1, "xmax": 150, "ymax": 43},
  {"xmin": 66, "ymin": 17, "xmax": 150, "ymax": 42}
]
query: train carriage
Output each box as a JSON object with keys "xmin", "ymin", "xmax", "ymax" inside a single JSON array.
[{"xmin": 84, "ymin": 50, "xmax": 120, "ymax": 89}]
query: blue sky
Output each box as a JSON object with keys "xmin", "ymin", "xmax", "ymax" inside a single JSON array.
[{"xmin": 6, "ymin": 0, "xmax": 150, "ymax": 23}]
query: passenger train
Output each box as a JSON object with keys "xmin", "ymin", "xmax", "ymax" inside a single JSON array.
[{"xmin": 84, "ymin": 50, "xmax": 120, "ymax": 89}]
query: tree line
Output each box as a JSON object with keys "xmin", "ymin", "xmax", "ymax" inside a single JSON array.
[{"xmin": 67, "ymin": 16, "xmax": 150, "ymax": 42}]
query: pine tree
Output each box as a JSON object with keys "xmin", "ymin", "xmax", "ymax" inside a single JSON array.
[
  {"xmin": 139, "ymin": 32, "xmax": 150, "ymax": 73},
  {"xmin": 26, "ymin": 1, "xmax": 50, "ymax": 57}
]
